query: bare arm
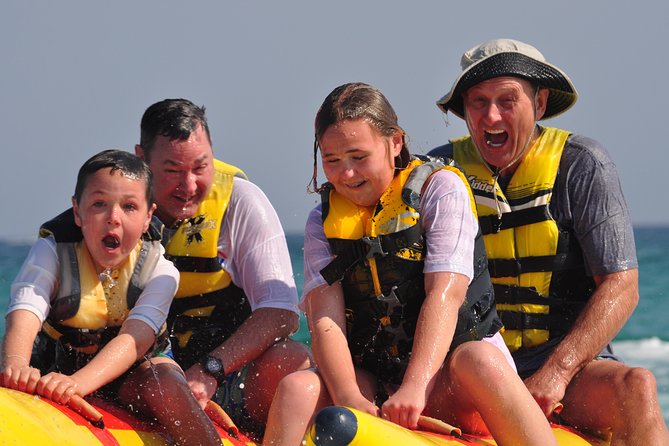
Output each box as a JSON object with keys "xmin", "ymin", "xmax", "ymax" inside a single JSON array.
[
  {"xmin": 305, "ymin": 283, "xmax": 377, "ymax": 415},
  {"xmin": 382, "ymin": 271, "xmax": 468, "ymax": 428},
  {"xmin": 207, "ymin": 307, "xmax": 298, "ymax": 374},
  {"xmin": 184, "ymin": 307, "xmax": 299, "ymax": 406},
  {"xmin": 525, "ymin": 268, "xmax": 639, "ymax": 414},
  {"xmin": 1, "ymin": 310, "xmax": 42, "ymax": 393},
  {"xmin": 2, "ymin": 312, "xmax": 156, "ymax": 404},
  {"xmin": 65, "ymin": 319, "xmax": 157, "ymax": 394}
]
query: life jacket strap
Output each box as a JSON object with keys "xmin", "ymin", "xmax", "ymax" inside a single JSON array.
[
  {"xmin": 320, "ymin": 225, "xmax": 423, "ymax": 285},
  {"xmin": 488, "ymin": 252, "xmax": 584, "ymax": 278},
  {"xmin": 479, "ymin": 205, "xmax": 551, "ymax": 234},
  {"xmin": 167, "ymin": 256, "xmax": 222, "ymax": 273},
  {"xmin": 498, "ymin": 310, "xmax": 581, "ymax": 334},
  {"xmin": 169, "ymin": 284, "xmax": 249, "ymax": 319},
  {"xmin": 47, "ymin": 324, "xmax": 119, "ymax": 349},
  {"xmin": 452, "ymin": 301, "xmax": 502, "ymax": 346},
  {"xmin": 494, "ymin": 284, "xmax": 574, "ymax": 306}
]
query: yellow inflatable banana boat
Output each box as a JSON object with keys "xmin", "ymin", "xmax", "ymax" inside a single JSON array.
[
  {"xmin": 0, "ymin": 387, "xmax": 257, "ymax": 445},
  {"xmin": 0, "ymin": 387, "xmax": 611, "ymax": 445},
  {"xmin": 304, "ymin": 406, "xmax": 610, "ymax": 446}
]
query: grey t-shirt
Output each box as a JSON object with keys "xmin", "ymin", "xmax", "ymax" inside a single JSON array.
[{"xmin": 428, "ymin": 131, "xmax": 638, "ymax": 277}]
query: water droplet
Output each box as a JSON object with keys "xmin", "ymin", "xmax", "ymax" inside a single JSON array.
[
  {"xmin": 99, "ymin": 267, "xmax": 117, "ymax": 289},
  {"xmin": 239, "ymin": 383, "xmax": 245, "ymax": 389},
  {"xmin": 175, "ymin": 420, "xmax": 181, "ymax": 426}
]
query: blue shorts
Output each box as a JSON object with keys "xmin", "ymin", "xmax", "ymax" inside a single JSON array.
[
  {"xmin": 514, "ymin": 338, "xmax": 622, "ymax": 379},
  {"xmin": 163, "ymin": 345, "xmax": 263, "ymax": 438},
  {"xmin": 213, "ymin": 365, "xmax": 265, "ymax": 439}
]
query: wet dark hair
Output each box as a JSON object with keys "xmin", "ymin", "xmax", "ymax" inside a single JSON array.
[
  {"xmin": 139, "ymin": 98, "xmax": 212, "ymax": 161},
  {"xmin": 310, "ymin": 82, "xmax": 411, "ymax": 193},
  {"xmin": 74, "ymin": 149, "xmax": 153, "ymax": 205}
]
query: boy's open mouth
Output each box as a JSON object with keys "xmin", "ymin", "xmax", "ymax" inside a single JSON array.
[{"xmin": 102, "ymin": 235, "xmax": 120, "ymax": 249}]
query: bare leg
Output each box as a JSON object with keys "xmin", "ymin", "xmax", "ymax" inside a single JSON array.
[
  {"xmin": 243, "ymin": 339, "xmax": 312, "ymax": 424},
  {"xmin": 426, "ymin": 341, "xmax": 558, "ymax": 446},
  {"xmin": 120, "ymin": 357, "xmax": 221, "ymax": 446},
  {"xmin": 561, "ymin": 360, "xmax": 669, "ymax": 446},
  {"xmin": 263, "ymin": 369, "xmax": 330, "ymax": 446},
  {"xmin": 264, "ymin": 367, "xmax": 378, "ymax": 446}
]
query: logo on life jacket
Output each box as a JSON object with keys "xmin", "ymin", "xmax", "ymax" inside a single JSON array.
[
  {"xmin": 468, "ymin": 175, "xmax": 496, "ymax": 194},
  {"xmin": 182, "ymin": 215, "xmax": 217, "ymax": 245}
]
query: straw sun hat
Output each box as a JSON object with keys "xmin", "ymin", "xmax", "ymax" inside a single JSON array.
[{"xmin": 436, "ymin": 38, "xmax": 578, "ymax": 120}]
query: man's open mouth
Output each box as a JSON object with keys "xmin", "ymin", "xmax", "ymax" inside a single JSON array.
[{"xmin": 484, "ymin": 129, "xmax": 508, "ymax": 148}]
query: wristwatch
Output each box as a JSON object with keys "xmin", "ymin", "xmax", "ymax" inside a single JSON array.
[{"xmin": 200, "ymin": 355, "xmax": 226, "ymax": 383}]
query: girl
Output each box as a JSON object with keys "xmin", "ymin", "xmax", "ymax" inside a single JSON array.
[{"xmin": 263, "ymin": 83, "xmax": 557, "ymax": 446}]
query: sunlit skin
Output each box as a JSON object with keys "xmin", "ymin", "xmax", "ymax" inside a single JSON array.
[
  {"xmin": 319, "ymin": 119, "xmax": 403, "ymax": 207},
  {"xmin": 135, "ymin": 124, "xmax": 214, "ymax": 227},
  {"xmin": 462, "ymin": 76, "xmax": 548, "ymax": 175},
  {"xmin": 3, "ymin": 161, "xmax": 223, "ymax": 445},
  {"xmin": 72, "ymin": 168, "xmax": 155, "ymax": 272}
]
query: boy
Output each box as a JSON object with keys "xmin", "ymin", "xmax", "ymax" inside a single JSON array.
[{"xmin": 1, "ymin": 149, "xmax": 221, "ymax": 445}]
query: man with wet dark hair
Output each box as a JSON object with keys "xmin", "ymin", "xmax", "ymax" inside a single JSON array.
[{"xmin": 136, "ymin": 98, "xmax": 311, "ymax": 438}]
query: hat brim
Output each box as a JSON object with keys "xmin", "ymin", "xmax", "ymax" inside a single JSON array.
[{"xmin": 436, "ymin": 52, "xmax": 577, "ymax": 120}]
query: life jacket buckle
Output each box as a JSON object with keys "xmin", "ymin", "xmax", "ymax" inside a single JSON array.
[
  {"xmin": 377, "ymin": 286, "xmax": 401, "ymax": 316},
  {"xmin": 491, "ymin": 216, "xmax": 502, "ymax": 233},
  {"xmin": 362, "ymin": 236, "xmax": 387, "ymax": 258}
]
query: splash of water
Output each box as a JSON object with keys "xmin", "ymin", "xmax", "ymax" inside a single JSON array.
[{"xmin": 98, "ymin": 268, "xmax": 117, "ymax": 289}]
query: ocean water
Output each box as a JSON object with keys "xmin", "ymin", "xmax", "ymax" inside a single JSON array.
[{"xmin": 1, "ymin": 227, "xmax": 668, "ymax": 424}]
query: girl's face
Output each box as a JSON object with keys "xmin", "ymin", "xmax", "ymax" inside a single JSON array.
[
  {"xmin": 319, "ymin": 119, "xmax": 402, "ymax": 207},
  {"xmin": 73, "ymin": 167, "xmax": 155, "ymax": 272}
]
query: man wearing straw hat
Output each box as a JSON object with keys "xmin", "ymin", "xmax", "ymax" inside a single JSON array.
[{"xmin": 429, "ymin": 38, "xmax": 669, "ymax": 443}]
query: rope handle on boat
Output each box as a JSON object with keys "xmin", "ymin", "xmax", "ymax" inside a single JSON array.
[
  {"xmin": 0, "ymin": 375, "xmax": 104, "ymax": 428},
  {"xmin": 22, "ymin": 391, "xmax": 104, "ymax": 429},
  {"xmin": 417, "ymin": 415, "xmax": 462, "ymax": 436},
  {"xmin": 549, "ymin": 401, "xmax": 565, "ymax": 424},
  {"xmin": 205, "ymin": 399, "xmax": 239, "ymax": 437},
  {"xmin": 68, "ymin": 395, "xmax": 105, "ymax": 428}
]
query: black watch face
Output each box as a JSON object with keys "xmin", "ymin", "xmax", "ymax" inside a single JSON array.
[{"xmin": 205, "ymin": 357, "xmax": 222, "ymax": 374}]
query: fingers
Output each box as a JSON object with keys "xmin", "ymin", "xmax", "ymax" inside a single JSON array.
[
  {"xmin": 381, "ymin": 404, "xmax": 420, "ymax": 429},
  {"xmin": 367, "ymin": 403, "xmax": 380, "ymax": 418},
  {"xmin": 2, "ymin": 365, "xmax": 41, "ymax": 394},
  {"xmin": 20, "ymin": 367, "xmax": 41, "ymax": 394},
  {"xmin": 186, "ymin": 380, "xmax": 214, "ymax": 410},
  {"xmin": 37, "ymin": 373, "xmax": 80, "ymax": 404}
]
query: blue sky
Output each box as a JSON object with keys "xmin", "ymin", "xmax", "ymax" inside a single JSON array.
[{"xmin": 1, "ymin": 1, "xmax": 667, "ymax": 240}]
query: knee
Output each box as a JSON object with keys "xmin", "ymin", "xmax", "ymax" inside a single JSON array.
[
  {"xmin": 616, "ymin": 366, "xmax": 659, "ymax": 407},
  {"xmin": 450, "ymin": 341, "xmax": 504, "ymax": 371},
  {"xmin": 137, "ymin": 363, "xmax": 188, "ymax": 397},
  {"xmin": 275, "ymin": 370, "xmax": 321, "ymax": 403},
  {"xmin": 449, "ymin": 342, "xmax": 509, "ymax": 384},
  {"xmin": 262, "ymin": 339, "xmax": 313, "ymax": 372},
  {"xmin": 120, "ymin": 362, "xmax": 192, "ymax": 410}
]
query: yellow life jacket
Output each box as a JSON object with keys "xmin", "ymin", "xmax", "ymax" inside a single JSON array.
[
  {"xmin": 320, "ymin": 156, "xmax": 500, "ymax": 385},
  {"xmin": 36, "ymin": 208, "xmax": 164, "ymax": 365},
  {"xmin": 164, "ymin": 159, "xmax": 252, "ymax": 369},
  {"xmin": 452, "ymin": 127, "xmax": 594, "ymax": 352}
]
